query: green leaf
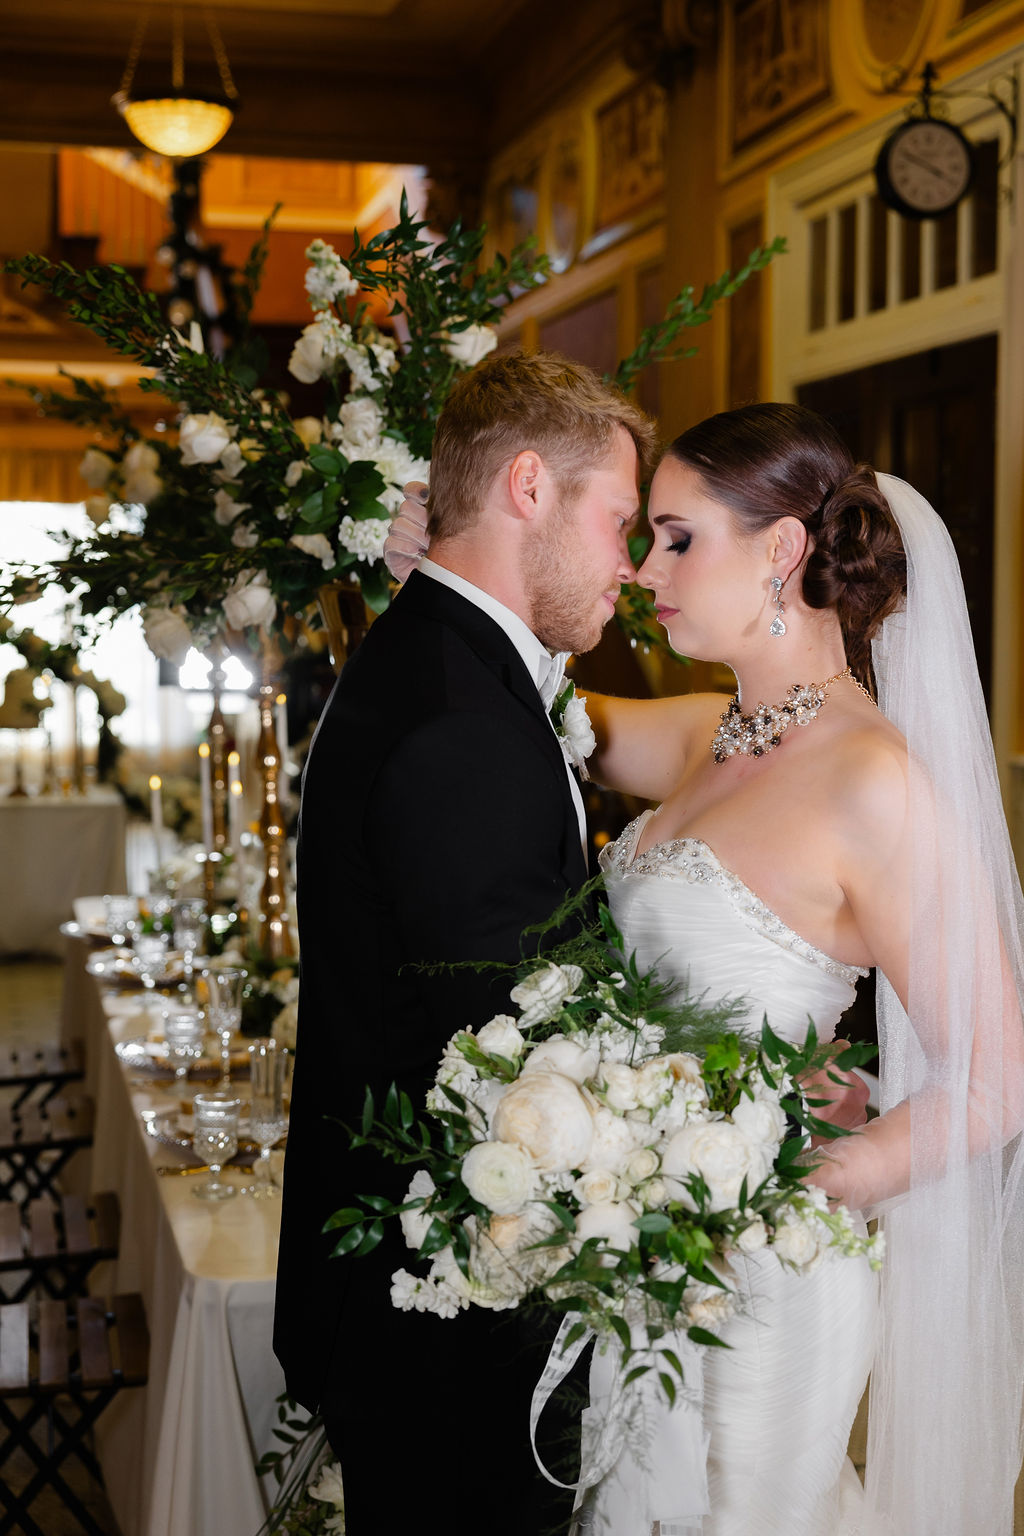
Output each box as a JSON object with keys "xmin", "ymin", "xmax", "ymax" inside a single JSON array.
[
  {"xmin": 687, "ymin": 1325, "xmax": 732, "ymax": 1348},
  {"xmin": 329, "ymin": 1225, "xmax": 367, "ymax": 1258},
  {"xmin": 308, "ymin": 445, "xmax": 344, "ymax": 479}
]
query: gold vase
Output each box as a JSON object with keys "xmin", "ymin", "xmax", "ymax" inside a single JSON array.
[
  {"xmin": 254, "ymin": 637, "xmax": 295, "ymax": 960},
  {"xmin": 315, "ymin": 581, "xmax": 372, "ymax": 674}
]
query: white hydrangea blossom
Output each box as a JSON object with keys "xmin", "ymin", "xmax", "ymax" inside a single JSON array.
[{"xmin": 337, "ymin": 514, "xmax": 390, "ymax": 564}]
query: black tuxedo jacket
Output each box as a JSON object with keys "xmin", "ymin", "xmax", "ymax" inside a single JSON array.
[{"xmin": 274, "ymin": 572, "xmax": 590, "ymax": 1532}]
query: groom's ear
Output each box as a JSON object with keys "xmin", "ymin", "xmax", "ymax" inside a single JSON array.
[{"xmin": 506, "ymin": 449, "xmax": 550, "ymax": 521}]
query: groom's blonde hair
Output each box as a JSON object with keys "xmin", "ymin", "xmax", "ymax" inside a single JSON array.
[{"xmin": 427, "ymin": 349, "xmax": 658, "ymax": 539}]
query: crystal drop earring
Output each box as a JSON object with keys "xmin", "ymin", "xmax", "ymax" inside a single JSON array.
[{"xmin": 769, "ymin": 576, "xmax": 787, "ymax": 637}]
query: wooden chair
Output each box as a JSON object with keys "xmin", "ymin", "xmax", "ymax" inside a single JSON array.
[
  {"xmin": 0, "ymin": 1194, "xmax": 120, "ymax": 1302},
  {"xmin": 0, "ymin": 1293, "xmax": 148, "ymax": 1536},
  {"xmin": 0, "ymin": 1043, "xmax": 85, "ymax": 1110},
  {"xmin": 0, "ymin": 1097, "xmax": 94, "ymax": 1206}
]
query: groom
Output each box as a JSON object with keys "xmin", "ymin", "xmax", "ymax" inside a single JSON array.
[{"xmin": 274, "ymin": 350, "xmax": 659, "ymax": 1535}]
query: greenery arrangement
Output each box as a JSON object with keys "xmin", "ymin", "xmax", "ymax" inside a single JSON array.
[{"xmin": 2, "ymin": 202, "xmax": 783, "ymax": 664}]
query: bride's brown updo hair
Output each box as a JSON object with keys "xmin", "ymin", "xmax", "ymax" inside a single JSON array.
[{"xmin": 666, "ymin": 402, "xmax": 907, "ymax": 689}]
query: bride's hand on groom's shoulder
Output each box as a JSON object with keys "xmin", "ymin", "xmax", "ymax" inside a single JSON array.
[{"xmin": 384, "ymin": 481, "xmax": 429, "ymax": 583}]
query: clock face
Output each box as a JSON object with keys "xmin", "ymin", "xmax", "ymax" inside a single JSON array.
[{"xmin": 877, "ymin": 119, "xmax": 973, "ymax": 217}]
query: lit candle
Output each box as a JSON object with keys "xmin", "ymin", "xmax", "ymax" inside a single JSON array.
[
  {"xmin": 275, "ymin": 693, "xmax": 289, "ymax": 808},
  {"xmin": 229, "ymin": 778, "xmax": 245, "ymax": 871},
  {"xmin": 149, "ymin": 774, "xmax": 164, "ymax": 867},
  {"xmin": 198, "ymin": 741, "xmax": 213, "ymax": 852}
]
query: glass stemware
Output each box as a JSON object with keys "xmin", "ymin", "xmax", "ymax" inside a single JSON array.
[
  {"xmin": 162, "ymin": 1009, "xmax": 205, "ymax": 1086},
  {"xmin": 191, "ymin": 1092, "xmax": 240, "ymax": 1201},
  {"xmin": 131, "ymin": 929, "xmax": 170, "ymax": 1018},
  {"xmin": 103, "ymin": 893, "xmax": 138, "ymax": 946},
  {"xmin": 201, "ymin": 964, "xmax": 248, "ymax": 1090},
  {"xmin": 171, "ymin": 898, "xmax": 207, "ymax": 997},
  {"xmin": 241, "ymin": 1039, "xmax": 292, "ymax": 1198}
]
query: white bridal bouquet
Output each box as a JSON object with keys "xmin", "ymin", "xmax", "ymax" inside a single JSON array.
[{"xmin": 329, "ymin": 891, "xmax": 882, "ymax": 1407}]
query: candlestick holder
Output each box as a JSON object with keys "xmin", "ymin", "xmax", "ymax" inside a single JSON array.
[
  {"xmin": 255, "ymin": 639, "xmax": 295, "ymax": 960},
  {"xmin": 207, "ymin": 643, "xmax": 230, "ymax": 855}
]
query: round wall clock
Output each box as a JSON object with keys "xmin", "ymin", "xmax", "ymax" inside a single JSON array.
[{"xmin": 874, "ymin": 116, "xmax": 974, "ymax": 219}]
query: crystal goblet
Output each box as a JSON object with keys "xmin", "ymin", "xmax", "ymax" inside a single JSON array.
[
  {"xmin": 241, "ymin": 1039, "xmax": 292, "ymax": 1198},
  {"xmin": 162, "ymin": 1009, "xmax": 205, "ymax": 1086},
  {"xmin": 201, "ymin": 964, "xmax": 248, "ymax": 1090},
  {"xmin": 191, "ymin": 1092, "xmax": 240, "ymax": 1201},
  {"xmin": 131, "ymin": 930, "xmax": 170, "ymax": 1019},
  {"xmin": 103, "ymin": 893, "xmax": 138, "ymax": 946},
  {"xmin": 171, "ymin": 899, "xmax": 206, "ymax": 997}
]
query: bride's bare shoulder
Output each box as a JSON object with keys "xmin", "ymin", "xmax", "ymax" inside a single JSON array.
[{"xmin": 828, "ymin": 710, "xmax": 909, "ymax": 853}]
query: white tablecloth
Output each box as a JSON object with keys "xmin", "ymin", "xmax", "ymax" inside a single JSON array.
[
  {"xmin": 67, "ymin": 953, "xmax": 297, "ymax": 1536},
  {"xmin": 0, "ymin": 789, "xmax": 126, "ymax": 956}
]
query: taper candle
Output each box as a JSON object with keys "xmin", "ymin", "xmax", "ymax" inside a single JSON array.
[
  {"xmin": 149, "ymin": 774, "xmax": 164, "ymax": 867},
  {"xmin": 198, "ymin": 741, "xmax": 213, "ymax": 852}
]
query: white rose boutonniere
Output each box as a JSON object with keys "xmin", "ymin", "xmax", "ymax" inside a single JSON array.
[{"xmin": 549, "ymin": 677, "xmax": 596, "ymax": 777}]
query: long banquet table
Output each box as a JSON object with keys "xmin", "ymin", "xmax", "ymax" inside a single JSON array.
[
  {"xmin": 61, "ymin": 929, "xmax": 303, "ymax": 1536},
  {"xmin": 0, "ymin": 788, "xmax": 127, "ymax": 956}
]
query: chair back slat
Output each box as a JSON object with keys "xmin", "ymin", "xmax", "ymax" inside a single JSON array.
[
  {"xmin": 0, "ymin": 1301, "xmax": 29, "ymax": 1393},
  {"xmin": 75, "ymin": 1297, "xmax": 113, "ymax": 1388},
  {"xmin": 28, "ymin": 1198, "xmax": 60, "ymax": 1260},
  {"xmin": 37, "ymin": 1298, "xmax": 69, "ymax": 1391},
  {"xmin": 60, "ymin": 1194, "xmax": 92, "ymax": 1256},
  {"xmin": 0, "ymin": 1204, "xmax": 23, "ymax": 1266}
]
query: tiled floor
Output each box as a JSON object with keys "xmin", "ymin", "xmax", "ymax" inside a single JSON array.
[{"xmin": 0, "ymin": 955, "xmax": 121, "ymax": 1536}]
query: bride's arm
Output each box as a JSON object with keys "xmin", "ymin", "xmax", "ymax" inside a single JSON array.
[
  {"xmin": 808, "ymin": 737, "xmax": 1024, "ymax": 1213},
  {"xmin": 582, "ymin": 690, "xmax": 723, "ymax": 800}
]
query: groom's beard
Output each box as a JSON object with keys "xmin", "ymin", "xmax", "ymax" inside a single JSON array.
[{"xmin": 522, "ymin": 500, "xmax": 616, "ymax": 655}]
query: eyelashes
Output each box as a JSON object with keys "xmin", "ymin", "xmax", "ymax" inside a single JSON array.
[{"xmin": 667, "ymin": 532, "xmax": 691, "ymax": 555}]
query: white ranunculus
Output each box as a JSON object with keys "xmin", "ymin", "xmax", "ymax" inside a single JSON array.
[
  {"xmin": 223, "ymin": 570, "xmax": 276, "ymax": 632},
  {"xmin": 443, "ymin": 321, "xmax": 498, "ymax": 368},
  {"xmin": 284, "ymin": 459, "xmax": 306, "ymax": 488},
  {"xmin": 84, "ymin": 494, "xmax": 112, "ymax": 527},
  {"xmin": 79, "ymin": 448, "xmax": 115, "ymax": 488},
  {"xmin": 338, "ymin": 396, "xmax": 384, "ymax": 449},
  {"xmin": 624, "ymin": 1146, "xmax": 660, "ymax": 1185},
  {"xmin": 337, "ymin": 513, "xmax": 390, "ymax": 564},
  {"xmin": 521, "ymin": 1036, "xmax": 598, "ymax": 1085},
  {"xmin": 213, "ymin": 489, "xmax": 249, "ymax": 527},
  {"xmin": 141, "ymin": 605, "xmax": 192, "ymax": 665},
  {"xmin": 399, "ymin": 1169, "xmax": 436, "ymax": 1250},
  {"xmin": 575, "ymin": 1199, "xmax": 640, "ymax": 1254},
  {"xmin": 582, "ymin": 1105, "xmax": 643, "ymax": 1173},
  {"xmin": 573, "ymin": 1168, "xmax": 623, "ymax": 1206},
  {"xmin": 476, "ymin": 1015, "xmax": 525, "ymax": 1060},
  {"xmin": 179, "ymin": 412, "xmax": 233, "ymax": 465},
  {"xmin": 736, "ymin": 1214, "xmax": 768, "ymax": 1253},
  {"xmin": 772, "ymin": 1216, "xmax": 822, "ymax": 1270},
  {"xmin": 662, "ymin": 1121, "xmax": 770, "ymax": 1214},
  {"xmin": 509, "ymin": 962, "xmax": 583, "ymax": 1028},
  {"xmin": 731, "ymin": 1093, "xmax": 787, "ymax": 1157},
  {"xmin": 492, "ymin": 1071, "xmax": 594, "ymax": 1171},
  {"xmin": 461, "ymin": 1140, "xmax": 537, "ymax": 1215},
  {"xmin": 600, "ymin": 1062, "xmax": 642, "ymax": 1114},
  {"xmin": 231, "ymin": 520, "xmax": 260, "ymax": 549},
  {"xmin": 289, "ymin": 533, "xmax": 335, "ymax": 570},
  {"xmin": 560, "ymin": 691, "xmax": 596, "ymax": 763},
  {"xmin": 308, "ymin": 1462, "xmax": 345, "ymax": 1510}
]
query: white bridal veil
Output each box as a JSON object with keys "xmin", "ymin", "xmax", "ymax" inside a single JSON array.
[{"xmin": 863, "ymin": 474, "xmax": 1024, "ymax": 1533}]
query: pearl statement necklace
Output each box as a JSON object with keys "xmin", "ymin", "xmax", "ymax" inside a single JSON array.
[{"xmin": 711, "ymin": 667, "xmax": 873, "ymax": 764}]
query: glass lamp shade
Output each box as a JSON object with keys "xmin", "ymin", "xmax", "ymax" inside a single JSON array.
[{"xmin": 121, "ymin": 96, "xmax": 234, "ymax": 157}]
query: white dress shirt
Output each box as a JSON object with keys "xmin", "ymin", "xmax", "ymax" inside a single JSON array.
[{"xmin": 418, "ymin": 558, "xmax": 588, "ymax": 857}]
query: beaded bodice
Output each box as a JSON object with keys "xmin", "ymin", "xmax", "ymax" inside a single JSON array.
[{"xmin": 600, "ymin": 810, "xmax": 867, "ymax": 1045}]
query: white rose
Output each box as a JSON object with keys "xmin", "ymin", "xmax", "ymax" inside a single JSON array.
[
  {"xmin": 179, "ymin": 412, "xmax": 233, "ymax": 465},
  {"xmin": 509, "ymin": 962, "xmax": 583, "ymax": 1028},
  {"xmin": 461, "ymin": 1140, "xmax": 537, "ymax": 1215},
  {"xmin": 121, "ymin": 441, "xmax": 163, "ymax": 505},
  {"xmin": 213, "ymin": 489, "xmax": 249, "ymax": 526},
  {"xmin": 600, "ymin": 1062, "xmax": 641, "ymax": 1113},
  {"xmin": 79, "ymin": 448, "xmax": 115, "ymax": 488},
  {"xmin": 641, "ymin": 1176, "xmax": 668, "ymax": 1208},
  {"xmin": 573, "ymin": 1168, "xmax": 623, "ymax": 1205},
  {"xmin": 223, "ymin": 570, "xmax": 276, "ymax": 632},
  {"xmin": 442, "ymin": 321, "xmax": 498, "ymax": 368},
  {"xmin": 624, "ymin": 1146, "xmax": 660, "ymax": 1185},
  {"xmin": 476, "ymin": 1015, "xmax": 525, "ymax": 1060},
  {"xmin": 736, "ymin": 1214, "xmax": 768, "ymax": 1253},
  {"xmin": 559, "ymin": 691, "xmax": 596, "ymax": 763},
  {"xmin": 219, "ymin": 442, "xmax": 245, "ymax": 478},
  {"xmin": 288, "ymin": 323, "xmax": 330, "ymax": 384},
  {"xmin": 289, "ymin": 533, "xmax": 335, "ymax": 570},
  {"xmin": 492, "ymin": 1071, "xmax": 593, "ymax": 1171},
  {"xmin": 84, "ymin": 494, "xmax": 112, "ymax": 527},
  {"xmin": 731, "ymin": 1093, "xmax": 787, "ymax": 1156},
  {"xmin": 284, "ymin": 460, "xmax": 306, "ymax": 488},
  {"xmin": 231, "ymin": 521, "xmax": 260, "ymax": 549},
  {"xmin": 582, "ymin": 1105, "xmax": 643, "ymax": 1173},
  {"xmin": 521, "ymin": 1036, "xmax": 598, "ymax": 1085},
  {"xmin": 141, "ymin": 605, "xmax": 192, "ymax": 664},
  {"xmin": 772, "ymin": 1216, "xmax": 822, "ymax": 1270},
  {"xmin": 308, "ymin": 1463, "xmax": 345, "ymax": 1510},
  {"xmin": 399, "ymin": 1169, "xmax": 436, "ymax": 1250},
  {"xmin": 662, "ymin": 1121, "xmax": 770, "ymax": 1214},
  {"xmin": 685, "ymin": 1282, "xmax": 736, "ymax": 1332},
  {"xmin": 575, "ymin": 1199, "xmax": 640, "ymax": 1254},
  {"xmin": 338, "ymin": 396, "xmax": 384, "ymax": 448}
]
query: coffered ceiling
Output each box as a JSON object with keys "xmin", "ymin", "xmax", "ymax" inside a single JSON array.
[{"xmin": 0, "ymin": 0, "xmax": 644, "ymax": 169}]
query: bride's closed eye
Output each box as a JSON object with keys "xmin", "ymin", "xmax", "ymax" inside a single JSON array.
[{"xmin": 668, "ymin": 531, "xmax": 691, "ymax": 555}]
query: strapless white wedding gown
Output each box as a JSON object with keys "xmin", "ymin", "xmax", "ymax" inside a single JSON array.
[{"xmin": 579, "ymin": 811, "xmax": 879, "ymax": 1536}]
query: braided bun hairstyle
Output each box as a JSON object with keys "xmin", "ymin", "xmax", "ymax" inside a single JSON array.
[{"xmin": 666, "ymin": 403, "xmax": 907, "ymax": 691}]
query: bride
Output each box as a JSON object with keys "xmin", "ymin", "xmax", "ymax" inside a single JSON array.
[{"xmin": 389, "ymin": 401, "xmax": 1024, "ymax": 1534}]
